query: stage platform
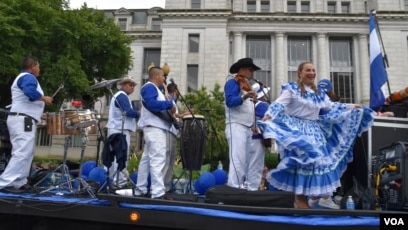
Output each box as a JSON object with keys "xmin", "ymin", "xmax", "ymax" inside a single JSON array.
[{"xmin": 0, "ymin": 188, "xmax": 404, "ymax": 230}]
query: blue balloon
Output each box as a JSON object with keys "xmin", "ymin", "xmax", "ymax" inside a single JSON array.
[
  {"xmin": 212, "ymin": 169, "xmax": 227, "ymax": 185},
  {"xmin": 88, "ymin": 167, "xmax": 107, "ymax": 186},
  {"xmin": 130, "ymin": 172, "xmax": 138, "ymax": 184},
  {"xmin": 194, "ymin": 172, "xmax": 216, "ymax": 195},
  {"xmin": 81, "ymin": 161, "xmax": 97, "ymax": 177}
]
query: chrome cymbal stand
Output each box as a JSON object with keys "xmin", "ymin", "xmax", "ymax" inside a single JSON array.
[{"xmin": 73, "ymin": 126, "xmax": 96, "ymax": 198}]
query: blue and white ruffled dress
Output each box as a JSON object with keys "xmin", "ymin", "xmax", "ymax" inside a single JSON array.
[{"xmin": 257, "ymin": 82, "xmax": 374, "ymax": 196}]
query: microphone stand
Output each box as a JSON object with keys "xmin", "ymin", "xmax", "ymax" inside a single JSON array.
[
  {"xmin": 173, "ymin": 84, "xmax": 206, "ymax": 137},
  {"xmin": 254, "ymin": 80, "xmax": 271, "ymax": 104},
  {"xmin": 94, "ymin": 100, "xmax": 105, "ymax": 166}
]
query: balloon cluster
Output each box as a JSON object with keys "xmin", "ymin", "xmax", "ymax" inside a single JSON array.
[{"xmin": 193, "ymin": 169, "xmax": 227, "ymax": 195}]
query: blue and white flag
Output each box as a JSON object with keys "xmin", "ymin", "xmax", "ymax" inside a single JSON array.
[{"xmin": 369, "ymin": 12, "xmax": 388, "ymax": 110}]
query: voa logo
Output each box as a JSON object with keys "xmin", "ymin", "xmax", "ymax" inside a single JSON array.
[{"xmin": 383, "ymin": 218, "xmax": 404, "ymax": 226}]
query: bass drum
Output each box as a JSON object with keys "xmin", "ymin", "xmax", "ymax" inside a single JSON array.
[{"xmin": 180, "ymin": 115, "xmax": 207, "ymax": 171}]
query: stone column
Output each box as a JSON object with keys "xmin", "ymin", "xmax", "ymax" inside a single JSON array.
[
  {"xmin": 233, "ymin": 32, "xmax": 243, "ymax": 61},
  {"xmin": 275, "ymin": 32, "xmax": 285, "ymax": 98},
  {"xmin": 317, "ymin": 33, "xmax": 328, "ymax": 79},
  {"xmin": 358, "ymin": 34, "xmax": 369, "ymax": 104}
]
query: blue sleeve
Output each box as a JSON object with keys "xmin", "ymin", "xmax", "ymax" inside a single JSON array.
[
  {"xmin": 17, "ymin": 73, "xmax": 42, "ymax": 101},
  {"xmin": 224, "ymin": 79, "xmax": 242, "ymax": 108},
  {"xmin": 141, "ymin": 84, "xmax": 173, "ymax": 112},
  {"xmin": 115, "ymin": 92, "xmax": 140, "ymax": 118},
  {"xmin": 255, "ymin": 102, "xmax": 269, "ymax": 117}
]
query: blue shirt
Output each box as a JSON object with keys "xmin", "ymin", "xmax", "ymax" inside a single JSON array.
[
  {"xmin": 224, "ymin": 79, "xmax": 243, "ymax": 107},
  {"xmin": 17, "ymin": 71, "xmax": 42, "ymax": 101},
  {"xmin": 141, "ymin": 83, "xmax": 173, "ymax": 112},
  {"xmin": 114, "ymin": 90, "xmax": 139, "ymax": 118}
]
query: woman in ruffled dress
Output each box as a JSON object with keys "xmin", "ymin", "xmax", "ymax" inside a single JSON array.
[{"xmin": 258, "ymin": 62, "xmax": 375, "ymax": 208}]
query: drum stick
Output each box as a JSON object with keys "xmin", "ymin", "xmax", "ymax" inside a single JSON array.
[{"xmin": 52, "ymin": 84, "xmax": 64, "ymax": 98}]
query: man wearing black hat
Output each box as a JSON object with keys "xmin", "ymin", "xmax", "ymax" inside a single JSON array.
[{"xmin": 224, "ymin": 58, "xmax": 262, "ymax": 190}]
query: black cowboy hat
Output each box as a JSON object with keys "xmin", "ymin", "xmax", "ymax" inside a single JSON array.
[{"xmin": 229, "ymin": 58, "xmax": 261, "ymax": 74}]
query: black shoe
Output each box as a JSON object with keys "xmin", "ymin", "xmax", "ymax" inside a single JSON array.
[
  {"xmin": 152, "ymin": 195, "xmax": 165, "ymax": 199},
  {"xmin": 2, "ymin": 184, "xmax": 34, "ymax": 194},
  {"xmin": 134, "ymin": 190, "xmax": 150, "ymax": 198}
]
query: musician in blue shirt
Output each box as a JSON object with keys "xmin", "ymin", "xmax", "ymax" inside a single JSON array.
[
  {"xmin": 0, "ymin": 56, "xmax": 53, "ymax": 193},
  {"xmin": 135, "ymin": 67, "xmax": 176, "ymax": 199},
  {"xmin": 106, "ymin": 76, "xmax": 140, "ymax": 188}
]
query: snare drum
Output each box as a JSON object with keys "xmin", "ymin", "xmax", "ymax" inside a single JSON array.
[
  {"xmin": 46, "ymin": 111, "xmax": 97, "ymax": 135},
  {"xmin": 180, "ymin": 115, "xmax": 207, "ymax": 170},
  {"xmin": 63, "ymin": 110, "xmax": 97, "ymax": 129}
]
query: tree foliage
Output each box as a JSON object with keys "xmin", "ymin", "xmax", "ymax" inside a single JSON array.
[{"xmin": 0, "ymin": 0, "xmax": 133, "ymax": 110}]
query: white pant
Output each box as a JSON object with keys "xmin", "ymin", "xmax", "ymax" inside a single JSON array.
[
  {"xmin": 136, "ymin": 127, "xmax": 167, "ymax": 198},
  {"xmin": 226, "ymin": 123, "xmax": 265, "ymax": 190},
  {"xmin": 247, "ymin": 138, "xmax": 265, "ymax": 190},
  {"xmin": 163, "ymin": 132, "xmax": 176, "ymax": 192},
  {"xmin": 106, "ymin": 129, "xmax": 130, "ymax": 187},
  {"xmin": 0, "ymin": 116, "xmax": 36, "ymax": 189}
]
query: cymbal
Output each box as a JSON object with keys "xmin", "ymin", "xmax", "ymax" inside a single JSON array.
[{"xmin": 89, "ymin": 79, "xmax": 121, "ymax": 90}]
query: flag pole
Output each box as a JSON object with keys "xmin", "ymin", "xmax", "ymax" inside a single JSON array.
[{"xmin": 371, "ymin": 10, "xmax": 392, "ymax": 97}]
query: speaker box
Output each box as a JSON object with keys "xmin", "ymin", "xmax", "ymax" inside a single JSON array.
[
  {"xmin": 374, "ymin": 141, "xmax": 408, "ymax": 210},
  {"xmin": 341, "ymin": 117, "xmax": 408, "ymax": 197}
]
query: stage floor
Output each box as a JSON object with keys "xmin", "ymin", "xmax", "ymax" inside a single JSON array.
[{"xmin": 0, "ymin": 187, "xmax": 403, "ymax": 230}]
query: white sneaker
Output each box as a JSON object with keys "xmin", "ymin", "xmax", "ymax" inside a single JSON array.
[
  {"xmin": 318, "ymin": 197, "xmax": 340, "ymax": 209},
  {"xmin": 308, "ymin": 198, "xmax": 319, "ymax": 208}
]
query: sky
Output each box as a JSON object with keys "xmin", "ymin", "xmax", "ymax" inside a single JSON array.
[{"xmin": 69, "ymin": 0, "xmax": 165, "ymax": 9}]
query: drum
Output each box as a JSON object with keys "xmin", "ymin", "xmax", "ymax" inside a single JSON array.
[
  {"xmin": 180, "ymin": 115, "xmax": 207, "ymax": 170},
  {"xmin": 63, "ymin": 110, "xmax": 97, "ymax": 129},
  {"xmin": 47, "ymin": 112, "xmax": 63, "ymax": 135},
  {"xmin": 47, "ymin": 111, "xmax": 97, "ymax": 135}
]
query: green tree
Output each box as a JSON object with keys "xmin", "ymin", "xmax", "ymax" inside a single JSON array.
[{"xmin": 0, "ymin": 0, "xmax": 133, "ymax": 110}]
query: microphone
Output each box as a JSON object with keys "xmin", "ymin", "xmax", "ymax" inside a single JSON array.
[
  {"xmin": 253, "ymin": 78, "xmax": 265, "ymax": 86},
  {"xmin": 201, "ymin": 108, "xmax": 214, "ymax": 112}
]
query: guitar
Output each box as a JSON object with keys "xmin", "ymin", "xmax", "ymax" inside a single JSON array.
[{"xmin": 141, "ymin": 100, "xmax": 179, "ymax": 130}]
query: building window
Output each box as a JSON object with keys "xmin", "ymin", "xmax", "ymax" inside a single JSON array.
[
  {"xmin": 301, "ymin": 1, "xmax": 310, "ymax": 13},
  {"xmin": 405, "ymin": 0, "xmax": 408, "ymax": 10},
  {"xmin": 189, "ymin": 34, "xmax": 200, "ymax": 53},
  {"xmin": 152, "ymin": 19, "xmax": 161, "ymax": 30},
  {"xmin": 191, "ymin": 0, "xmax": 201, "ymax": 9},
  {"xmin": 143, "ymin": 49, "xmax": 161, "ymax": 85},
  {"xmin": 287, "ymin": 37, "xmax": 312, "ymax": 82},
  {"xmin": 261, "ymin": 1, "xmax": 270, "ymax": 12},
  {"xmin": 328, "ymin": 2, "xmax": 336, "ymax": 14},
  {"xmin": 246, "ymin": 36, "xmax": 272, "ymax": 89},
  {"xmin": 287, "ymin": 1, "xmax": 296, "ymax": 13},
  {"xmin": 341, "ymin": 2, "xmax": 350, "ymax": 13},
  {"xmin": 247, "ymin": 0, "xmax": 256, "ymax": 12},
  {"xmin": 36, "ymin": 126, "xmax": 51, "ymax": 146},
  {"xmin": 118, "ymin": 18, "xmax": 127, "ymax": 30},
  {"xmin": 329, "ymin": 38, "xmax": 354, "ymax": 103},
  {"xmin": 187, "ymin": 65, "xmax": 199, "ymax": 92}
]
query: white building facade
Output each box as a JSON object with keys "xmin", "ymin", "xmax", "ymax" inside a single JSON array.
[{"xmin": 35, "ymin": 0, "xmax": 408, "ymax": 158}]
